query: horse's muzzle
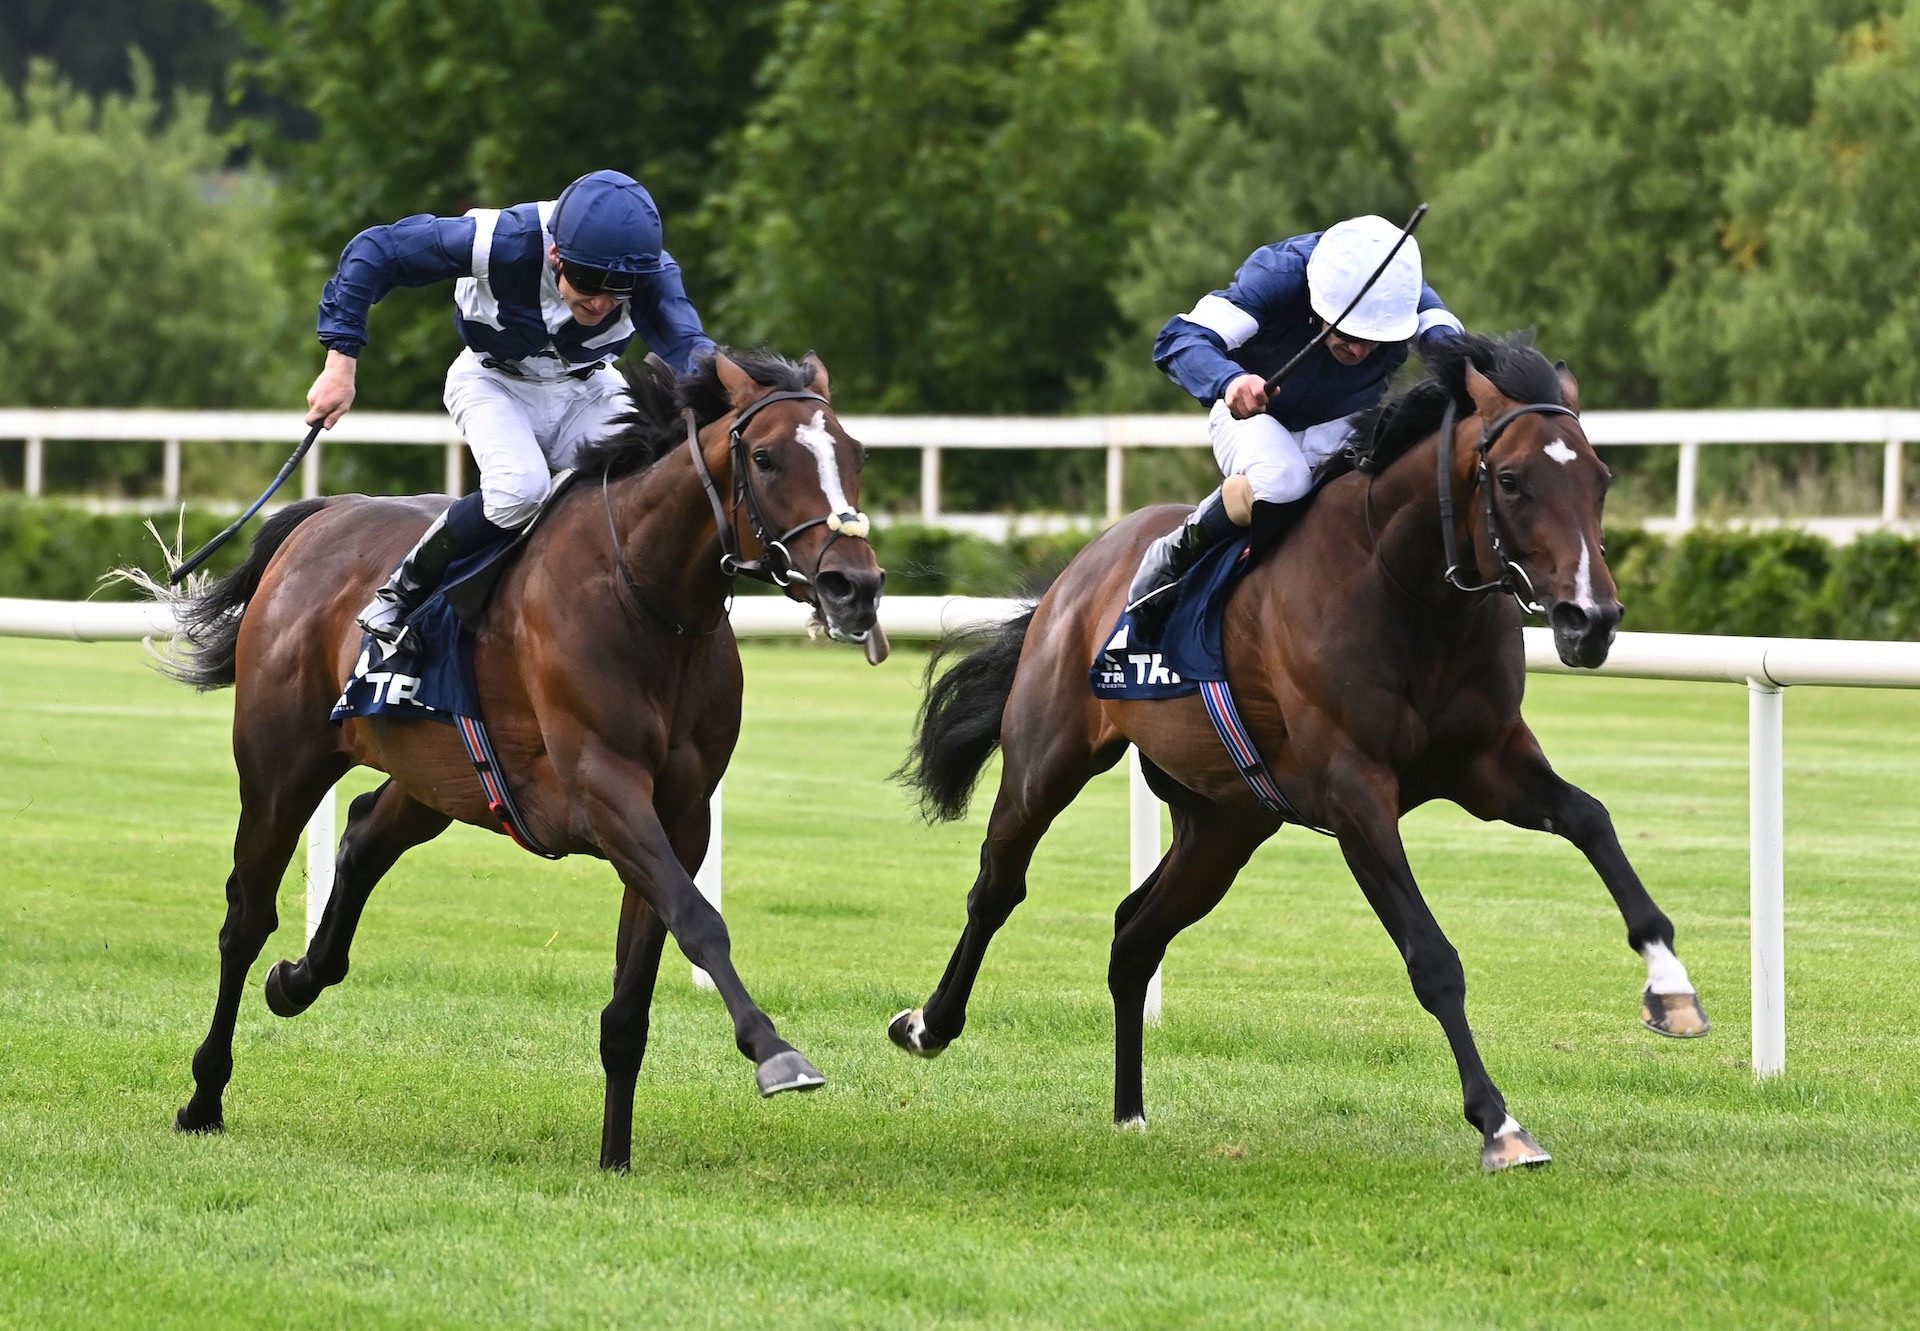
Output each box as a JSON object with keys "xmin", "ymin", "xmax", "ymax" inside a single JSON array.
[
  {"xmin": 815, "ymin": 565, "xmax": 884, "ymax": 642},
  {"xmin": 1548, "ymin": 598, "xmax": 1620, "ymax": 669}
]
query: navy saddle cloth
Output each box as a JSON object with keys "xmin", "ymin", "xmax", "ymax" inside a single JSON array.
[
  {"xmin": 1089, "ymin": 531, "xmax": 1254, "ymax": 701},
  {"xmin": 330, "ymin": 472, "xmax": 579, "ymax": 725}
]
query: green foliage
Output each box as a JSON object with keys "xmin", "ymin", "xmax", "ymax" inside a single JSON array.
[
  {"xmin": 0, "ymin": 59, "xmax": 305, "ymax": 490},
  {"xmin": 1646, "ymin": 3, "xmax": 1920, "ymax": 407},
  {"xmin": 0, "ymin": 499, "xmax": 246, "ymax": 601},
  {"xmin": 707, "ymin": 0, "xmax": 1151, "ymax": 413},
  {"xmin": 8, "ymin": 498, "xmax": 1914, "ymax": 642}
]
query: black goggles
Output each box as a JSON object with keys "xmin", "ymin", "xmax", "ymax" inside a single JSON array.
[{"xmin": 559, "ymin": 260, "xmax": 638, "ymax": 298}]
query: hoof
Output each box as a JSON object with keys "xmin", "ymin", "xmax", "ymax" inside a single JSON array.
[
  {"xmin": 1115, "ymin": 1114, "xmax": 1148, "ymax": 1133},
  {"xmin": 887, "ymin": 1008, "xmax": 949, "ymax": 1058},
  {"xmin": 263, "ymin": 960, "xmax": 313, "ymax": 1019},
  {"xmin": 1481, "ymin": 1126, "xmax": 1552, "ymax": 1173},
  {"xmin": 174, "ymin": 1104, "xmax": 223, "ymax": 1135},
  {"xmin": 756, "ymin": 1050, "xmax": 826, "ymax": 1098},
  {"xmin": 1642, "ymin": 988, "xmax": 1711, "ymax": 1038}
]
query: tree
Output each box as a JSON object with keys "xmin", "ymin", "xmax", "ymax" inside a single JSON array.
[
  {"xmin": 0, "ymin": 57, "xmax": 305, "ymax": 493},
  {"xmin": 706, "ymin": 0, "xmax": 1150, "ymax": 416},
  {"xmin": 1646, "ymin": 2, "xmax": 1920, "ymax": 406}
]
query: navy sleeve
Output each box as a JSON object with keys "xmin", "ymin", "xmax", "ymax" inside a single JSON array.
[
  {"xmin": 1414, "ymin": 283, "xmax": 1466, "ymax": 351},
  {"xmin": 630, "ymin": 252, "xmax": 717, "ymax": 377},
  {"xmin": 316, "ymin": 214, "xmax": 478, "ymax": 353},
  {"xmin": 1154, "ymin": 244, "xmax": 1309, "ymax": 405}
]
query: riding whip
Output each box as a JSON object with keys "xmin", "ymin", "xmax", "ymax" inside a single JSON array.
[
  {"xmin": 1261, "ymin": 201, "xmax": 1430, "ymax": 396},
  {"xmin": 168, "ymin": 422, "xmax": 323, "ymax": 583}
]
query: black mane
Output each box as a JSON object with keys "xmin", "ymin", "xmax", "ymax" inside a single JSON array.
[
  {"xmin": 572, "ymin": 348, "xmax": 819, "ymax": 481},
  {"xmin": 1343, "ymin": 331, "xmax": 1566, "ymax": 475}
]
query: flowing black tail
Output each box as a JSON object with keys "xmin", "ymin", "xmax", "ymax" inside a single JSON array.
[
  {"xmin": 155, "ymin": 498, "xmax": 331, "ymax": 691},
  {"xmin": 895, "ymin": 605, "xmax": 1038, "ymax": 823}
]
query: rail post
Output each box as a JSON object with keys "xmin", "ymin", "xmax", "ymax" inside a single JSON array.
[{"xmin": 1748, "ymin": 679, "xmax": 1786, "ymax": 1078}]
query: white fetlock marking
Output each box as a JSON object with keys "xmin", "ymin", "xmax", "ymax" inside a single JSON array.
[
  {"xmin": 1117, "ymin": 1116, "xmax": 1148, "ymax": 1133},
  {"xmin": 1641, "ymin": 941, "xmax": 1696, "ymax": 996},
  {"xmin": 1496, "ymin": 1114, "xmax": 1522, "ymax": 1138}
]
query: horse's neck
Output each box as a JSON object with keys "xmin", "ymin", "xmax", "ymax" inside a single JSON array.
[
  {"xmin": 604, "ymin": 440, "xmax": 733, "ymax": 627},
  {"xmin": 1355, "ymin": 429, "xmax": 1491, "ymax": 609}
]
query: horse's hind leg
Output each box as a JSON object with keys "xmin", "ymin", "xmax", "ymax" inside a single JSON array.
[
  {"xmin": 889, "ymin": 731, "xmax": 1122, "ymax": 1057},
  {"xmin": 1108, "ymin": 801, "xmax": 1271, "ymax": 1127},
  {"xmin": 176, "ymin": 748, "xmax": 348, "ymax": 1133},
  {"xmin": 263, "ymin": 780, "xmax": 451, "ymax": 1019},
  {"xmin": 1457, "ymin": 725, "xmax": 1709, "ymax": 1038},
  {"xmin": 598, "ymin": 886, "xmax": 668, "ymax": 1171}
]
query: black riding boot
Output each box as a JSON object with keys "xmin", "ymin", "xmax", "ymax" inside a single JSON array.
[
  {"xmin": 357, "ymin": 493, "xmax": 507, "ymax": 651},
  {"xmin": 1125, "ymin": 484, "xmax": 1248, "ymax": 642}
]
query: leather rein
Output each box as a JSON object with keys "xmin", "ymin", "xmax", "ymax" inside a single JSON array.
[
  {"xmin": 1359, "ymin": 394, "xmax": 1577, "ymax": 614},
  {"xmin": 603, "ymin": 388, "xmax": 872, "ymax": 636}
]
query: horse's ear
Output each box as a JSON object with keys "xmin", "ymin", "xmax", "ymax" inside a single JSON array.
[
  {"xmin": 713, "ymin": 352, "xmax": 761, "ymax": 411},
  {"xmin": 1463, "ymin": 361, "xmax": 1510, "ymax": 420},
  {"xmin": 1553, "ymin": 359, "xmax": 1582, "ymax": 415},
  {"xmin": 801, "ymin": 351, "xmax": 831, "ymax": 400}
]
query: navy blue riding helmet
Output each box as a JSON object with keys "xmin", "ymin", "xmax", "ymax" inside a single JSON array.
[{"xmin": 549, "ymin": 169, "xmax": 667, "ymax": 297}]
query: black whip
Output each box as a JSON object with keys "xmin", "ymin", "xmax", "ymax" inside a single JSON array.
[{"xmin": 168, "ymin": 422, "xmax": 323, "ymax": 583}]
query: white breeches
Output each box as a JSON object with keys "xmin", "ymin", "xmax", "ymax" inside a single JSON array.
[
  {"xmin": 443, "ymin": 348, "xmax": 633, "ymax": 529},
  {"xmin": 1207, "ymin": 400, "xmax": 1354, "ymax": 504}
]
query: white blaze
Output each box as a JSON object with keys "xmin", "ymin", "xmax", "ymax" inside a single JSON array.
[
  {"xmin": 796, "ymin": 410, "xmax": 854, "ymax": 515},
  {"xmin": 1574, "ymin": 538, "xmax": 1595, "ymax": 610}
]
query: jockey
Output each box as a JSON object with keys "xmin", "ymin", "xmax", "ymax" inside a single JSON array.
[
  {"xmin": 305, "ymin": 169, "xmax": 716, "ymax": 651},
  {"xmin": 1126, "ymin": 214, "xmax": 1465, "ymax": 636}
]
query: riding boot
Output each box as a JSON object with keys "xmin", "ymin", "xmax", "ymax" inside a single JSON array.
[
  {"xmin": 1125, "ymin": 478, "xmax": 1252, "ymax": 643},
  {"xmin": 356, "ymin": 492, "xmax": 508, "ymax": 651}
]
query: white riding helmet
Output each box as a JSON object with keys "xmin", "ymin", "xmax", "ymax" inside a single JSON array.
[{"xmin": 1305, "ymin": 215, "xmax": 1423, "ymax": 343}]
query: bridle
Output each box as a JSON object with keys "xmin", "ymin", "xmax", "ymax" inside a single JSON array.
[
  {"xmin": 684, "ymin": 390, "xmax": 872, "ymax": 593},
  {"xmin": 1435, "ymin": 396, "xmax": 1578, "ymax": 615}
]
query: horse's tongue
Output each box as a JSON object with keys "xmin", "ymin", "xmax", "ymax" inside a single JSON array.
[{"xmin": 864, "ymin": 622, "xmax": 891, "ymax": 667}]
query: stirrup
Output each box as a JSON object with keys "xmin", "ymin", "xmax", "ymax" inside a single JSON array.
[{"xmin": 357, "ymin": 595, "xmax": 419, "ymax": 655}]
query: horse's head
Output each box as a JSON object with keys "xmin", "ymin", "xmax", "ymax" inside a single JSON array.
[
  {"xmin": 710, "ymin": 352, "xmax": 886, "ymax": 648},
  {"xmin": 1461, "ymin": 356, "xmax": 1620, "ymax": 668}
]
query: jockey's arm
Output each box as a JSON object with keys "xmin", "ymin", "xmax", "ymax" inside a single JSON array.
[
  {"xmin": 1413, "ymin": 284, "xmax": 1466, "ymax": 355},
  {"xmin": 629, "ymin": 252, "xmax": 717, "ymax": 377},
  {"xmin": 1154, "ymin": 243, "xmax": 1303, "ymax": 416},
  {"xmin": 308, "ymin": 214, "xmax": 478, "ymax": 426}
]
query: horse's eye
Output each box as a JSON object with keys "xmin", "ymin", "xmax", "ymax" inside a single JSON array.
[
  {"xmin": 1497, "ymin": 471, "xmax": 1521, "ymax": 495},
  {"xmin": 752, "ymin": 449, "xmax": 776, "ymax": 471}
]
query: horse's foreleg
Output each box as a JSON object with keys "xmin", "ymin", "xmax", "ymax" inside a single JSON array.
[
  {"xmin": 1329, "ymin": 758, "xmax": 1549, "ymax": 1172},
  {"xmin": 1108, "ymin": 802, "xmax": 1269, "ymax": 1127},
  {"xmin": 893, "ymin": 734, "xmax": 1116, "ymax": 1057},
  {"xmin": 583, "ymin": 767, "xmax": 821, "ymax": 1106},
  {"xmin": 177, "ymin": 755, "xmax": 347, "ymax": 1134},
  {"xmin": 1457, "ymin": 730, "xmax": 1709, "ymax": 1038},
  {"xmin": 263, "ymin": 780, "xmax": 451, "ymax": 1019},
  {"xmin": 599, "ymin": 886, "xmax": 668, "ymax": 1171}
]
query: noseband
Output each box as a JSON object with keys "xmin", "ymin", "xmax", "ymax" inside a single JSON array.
[
  {"xmin": 685, "ymin": 391, "xmax": 872, "ymax": 592},
  {"xmin": 1436, "ymin": 397, "xmax": 1579, "ymax": 614}
]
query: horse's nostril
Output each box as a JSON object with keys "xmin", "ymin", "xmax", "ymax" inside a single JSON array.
[
  {"xmin": 817, "ymin": 571, "xmax": 855, "ymax": 603},
  {"xmin": 1550, "ymin": 603, "xmax": 1591, "ymax": 637}
]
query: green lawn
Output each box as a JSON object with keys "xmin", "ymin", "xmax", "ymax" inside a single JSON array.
[{"xmin": 2, "ymin": 635, "xmax": 1917, "ymax": 1329}]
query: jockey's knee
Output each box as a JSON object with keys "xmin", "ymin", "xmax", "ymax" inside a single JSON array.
[
  {"xmin": 1239, "ymin": 458, "xmax": 1312, "ymax": 506},
  {"xmin": 480, "ymin": 476, "xmax": 547, "ymax": 530}
]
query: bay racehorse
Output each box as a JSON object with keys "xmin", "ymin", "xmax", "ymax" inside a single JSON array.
[
  {"xmin": 152, "ymin": 350, "xmax": 883, "ymax": 1169},
  {"xmin": 890, "ymin": 333, "xmax": 1709, "ymax": 1171}
]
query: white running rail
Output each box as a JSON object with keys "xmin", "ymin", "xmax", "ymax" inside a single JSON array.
[
  {"xmin": 4, "ymin": 406, "xmax": 1916, "ymax": 531},
  {"xmin": 6, "ymin": 594, "xmax": 1919, "ymax": 1077}
]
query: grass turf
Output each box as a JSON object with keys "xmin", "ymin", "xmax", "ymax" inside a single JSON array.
[{"xmin": 1, "ymin": 635, "xmax": 1917, "ymax": 1329}]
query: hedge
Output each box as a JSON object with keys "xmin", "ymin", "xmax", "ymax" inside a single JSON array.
[{"xmin": 3, "ymin": 499, "xmax": 1916, "ymax": 641}]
